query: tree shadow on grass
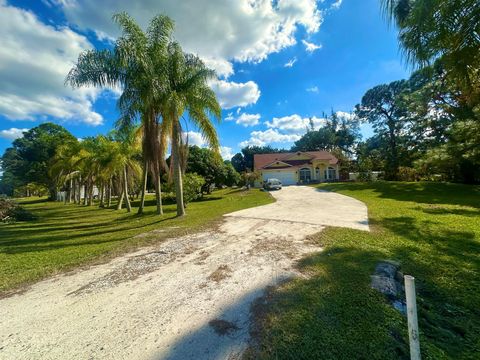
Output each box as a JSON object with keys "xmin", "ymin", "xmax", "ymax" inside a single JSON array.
[
  {"xmin": 247, "ymin": 245, "xmax": 409, "ymax": 360},
  {"xmin": 319, "ymin": 182, "xmax": 480, "ymax": 209}
]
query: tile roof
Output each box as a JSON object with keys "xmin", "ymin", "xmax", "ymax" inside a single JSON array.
[{"xmin": 254, "ymin": 151, "xmax": 338, "ymax": 170}]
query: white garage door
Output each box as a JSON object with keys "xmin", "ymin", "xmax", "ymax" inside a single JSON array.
[{"xmin": 263, "ymin": 171, "xmax": 296, "ymax": 185}]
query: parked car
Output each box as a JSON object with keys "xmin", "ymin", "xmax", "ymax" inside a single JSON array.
[{"xmin": 263, "ymin": 178, "xmax": 282, "ymax": 190}]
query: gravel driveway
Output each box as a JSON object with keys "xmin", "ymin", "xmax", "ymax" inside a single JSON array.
[{"xmin": 0, "ymin": 186, "xmax": 368, "ymax": 360}]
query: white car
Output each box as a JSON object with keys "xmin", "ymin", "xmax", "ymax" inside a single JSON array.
[{"xmin": 263, "ymin": 178, "xmax": 282, "ymax": 190}]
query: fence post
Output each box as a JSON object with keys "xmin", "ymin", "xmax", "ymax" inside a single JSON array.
[{"xmin": 405, "ymin": 275, "xmax": 421, "ymax": 360}]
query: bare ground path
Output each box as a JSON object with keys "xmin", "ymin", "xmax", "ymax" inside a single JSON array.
[{"xmin": 0, "ymin": 186, "xmax": 368, "ymax": 360}]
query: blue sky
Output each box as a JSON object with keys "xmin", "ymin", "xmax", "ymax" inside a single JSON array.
[{"xmin": 0, "ymin": 0, "xmax": 409, "ymax": 160}]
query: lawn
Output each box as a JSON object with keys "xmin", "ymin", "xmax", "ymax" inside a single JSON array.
[
  {"xmin": 247, "ymin": 182, "xmax": 480, "ymax": 360},
  {"xmin": 0, "ymin": 188, "xmax": 273, "ymax": 294}
]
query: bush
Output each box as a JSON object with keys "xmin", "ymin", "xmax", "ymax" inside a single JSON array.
[
  {"xmin": 183, "ymin": 173, "xmax": 206, "ymax": 205},
  {"xmin": 0, "ymin": 198, "xmax": 35, "ymax": 222},
  {"xmin": 397, "ymin": 166, "xmax": 419, "ymax": 182}
]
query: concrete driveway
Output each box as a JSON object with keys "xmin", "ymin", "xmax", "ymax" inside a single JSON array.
[
  {"xmin": 226, "ymin": 186, "xmax": 369, "ymax": 231},
  {"xmin": 0, "ymin": 186, "xmax": 368, "ymax": 360}
]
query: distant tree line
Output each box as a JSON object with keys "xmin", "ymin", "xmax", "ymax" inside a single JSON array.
[{"xmin": 232, "ymin": 0, "xmax": 479, "ymax": 184}]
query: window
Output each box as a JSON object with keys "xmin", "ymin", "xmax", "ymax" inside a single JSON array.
[
  {"xmin": 324, "ymin": 167, "xmax": 336, "ymax": 180},
  {"xmin": 299, "ymin": 168, "xmax": 311, "ymax": 182}
]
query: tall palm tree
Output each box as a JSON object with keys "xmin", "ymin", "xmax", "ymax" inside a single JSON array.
[
  {"xmin": 66, "ymin": 12, "xmax": 174, "ymax": 215},
  {"xmin": 160, "ymin": 42, "xmax": 221, "ymax": 216},
  {"xmin": 111, "ymin": 127, "xmax": 142, "ymax": 212}
]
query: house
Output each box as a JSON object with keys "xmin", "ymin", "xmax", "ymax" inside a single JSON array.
[{"xmin": 254, "ymin": 150, "xmax": 340, "ymax": 186}]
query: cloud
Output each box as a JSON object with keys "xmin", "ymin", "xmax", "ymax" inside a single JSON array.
[
  {"xmin": 302, "ymin": 39, "xmax": 322, "ymax": 52},
  {"xmin": 0, "ymin": 2, "xmax": 104, "ymax": 125},
  {"xmin": 210, "ymin": 80, "xmax": 260, "ymax": 109},
  {"xmin": 331, "ymin": 0, "xmax": 343, "ymax": 10},
  {"xmin": 335, "ymin": 111, "xmax": 355, "ymax": 121},
  {"xmin": 182, "ymin": 131, "xmax": 205, "ymax": 147},
  {"xmin": 239, "ymin": 129, "xmax": 301, "ymax": 147},
  {"xmin": 225, "ymin": 112, "xmax": 235, "ymax": 121},
  {"xmin": 284, "ymin": 57, "xmax": 297, "ymax": 68},
  {"xmin": 220, "ymin": 146, "xmax": 234, "ymax": 161},
  {"xmin": 306, "ymin": 86, "xmax": 319, "ymax": 93},
  {"xmin": 265, "ymin": 114, "xmax": 326, "ymax": 134},
  {"xmin": 56, "ymin": 0, "xmax": 324, "ymax": 76},
  {"xmin": 0, "ymin": 128, "xmax": 29, "ymax": 140},
  {"xmin": 235, "ymin": 113, "xmax": 261, "ymax": 127}
]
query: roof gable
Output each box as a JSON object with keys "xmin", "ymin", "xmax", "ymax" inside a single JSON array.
[
  {"xmin": 283, "ymin": 152, "xmax": 314, "ymax": 161},
  {"xmin": 254, "ymin": 150, "xmax": 338, "ymax": 170},
  {"xmin": 263, "ymin": 160, "xmax": 293, "ymax": 169}
]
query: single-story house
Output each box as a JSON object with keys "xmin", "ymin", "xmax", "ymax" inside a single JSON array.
[{"xmin": 254, "ymin": 150, "xmax": 340, "ymax": 186}]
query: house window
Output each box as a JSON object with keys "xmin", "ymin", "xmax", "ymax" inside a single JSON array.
[
  {"xmin": 324, "ymin": 167, "xmax": 336, "ymax": 180},
  {"xmin": 299, "ymin": 168, "xmax": 311, "ymax": 183}
]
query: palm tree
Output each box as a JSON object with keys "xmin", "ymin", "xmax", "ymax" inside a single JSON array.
[
  {"xmin": 66, "ymin": 12, "xmax": 174, "ymax": 215},
  {"xmin": 381, "ymin": 0, "xmax": 480, "ymax": 107},
  {"xmin": 50, "ymin": 139, "xmax": 81, "ymax": 203},
  {"xmin": 160, "ymin": 42, "xmax": 221, "ymax": 216},
  {"xmin": 111, "ymin": 127, "xmax": 142, "ymax": 212}
]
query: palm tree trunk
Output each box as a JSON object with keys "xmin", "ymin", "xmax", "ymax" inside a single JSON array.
[
  {"xmin": 88, "ymin": 179, "xmax": 94, "ymax": 206},
  {"xmin": 172, "ymin": 121, "xmax": 185, "ymax": 216},
  {"xmin": 137, "ymin": 160, "xmax": 148, "ymax": 214},
  {"xmin": 99, "ymin": 182, "xmax": 105, "ymax": 208},
  {"xmin": 154, "ymin": 161, "xmax": 163, "ymax": 215},
  {"xmin": 117, "ymin": 179, "xmax": 124, "ymax": 210},
  {"xmin": 83, "ymin": 182, "xmax": 88, "ymax": 205},
  {"xmin": 123, "ymin": 165, "xmax": 132, "ymax": 212},
  {"xmin": 107, "ymin": 178, "xmax": 112, "ymax": 208},
  {"xmin": 68, "ymin": 179, "xmax": 73, "ymax": 203}
]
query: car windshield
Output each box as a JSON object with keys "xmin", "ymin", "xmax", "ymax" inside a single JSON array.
[{"xmin": 268, "ymin": 180, "xmax": 280, "ymax": 185}]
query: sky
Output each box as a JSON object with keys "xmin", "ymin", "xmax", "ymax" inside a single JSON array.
[{"xmin": 0, "ymin": 0, "xmax": 410, "ymax": 161}]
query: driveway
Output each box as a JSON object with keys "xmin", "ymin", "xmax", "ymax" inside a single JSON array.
[{"xmin": 0, "ymin": 186, "xmax": 368, "ymax": 360}]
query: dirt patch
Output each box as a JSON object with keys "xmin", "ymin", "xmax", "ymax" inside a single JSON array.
[
  {"xmin": 209, "ymin": 319, "xmax": 239, "ymax": 336},
  {"xmin": 207, "ymin": 264, "xmax": 232, "ymax": 283},
  {"xmin": 0, "ymin": 187, "xmax": 368, "ymax": 359}
]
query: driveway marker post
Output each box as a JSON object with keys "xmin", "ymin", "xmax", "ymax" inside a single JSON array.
[{"xmin": 405, "ymin": 275, "xmax": 421, "ymax": 360}]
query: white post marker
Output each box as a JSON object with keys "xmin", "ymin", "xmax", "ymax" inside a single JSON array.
[{"xmin": 405, "ymin": 275, "xmax": 421, "ymax": 360}]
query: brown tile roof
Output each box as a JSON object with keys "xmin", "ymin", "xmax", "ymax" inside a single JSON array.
[{"xmin": 254, "ymin": 151, "xmax": 338, "ymax": 170}]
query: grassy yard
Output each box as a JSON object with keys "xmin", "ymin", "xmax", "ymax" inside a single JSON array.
[
  {"xmin": 0, "ymin": 188, "xmax": 273, "ymax": 294},
  {"xmin": 247, "ymin": 182, "xmax": 480, "ymax": 360}
]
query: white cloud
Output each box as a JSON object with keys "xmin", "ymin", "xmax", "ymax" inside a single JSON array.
[
  {"xmin": 225, "ymin": 112, "xmax": 235, "ymax": 121},
  {"xmin": 265, "ymin": 114, "xmax": 326, "ymax": 134},
  {"xmin": 306, "ymin": 86, "xmax": 319, "ymax": 93},
  {"xmin": 236, "ymin": 113, "xmax": 261, "ymax": 127},
  {"xmin": 182, "ymin": 131, "xmax": 205, "ymax": 147},
  {"xmin": 331, "ymin": 0, "xmax": 343, "ymax": 10},
  {"xmin": 284, "ymin": 57, "xmax": 297, "ymax": 68},
  {"xmin": 239, "ymin": 129, "xmax": 301, "ymax": 147},
  {"xmin": 0, "ymin": 128, "xmax": 29, "ymax": 140},
  {"xmin": 302, "ymin": 39, "xmax": 322, "ymax": 52},
  {"xmin": 220, "ymin": 146, "xmax": 234, "ymax": 161},
  {"xmin": 210, "ymin": 80, "xmax": 260, "ymax": 109},
  {"xmin": 335, "ymin": 111, "xmax": 355, "ymax": 121},
  {"xmin": 56, "ymin": 0, "xmax": 324, "ymax": 75},
  {"xmin": 0, "ymin": 2, "xmax": 104, "ymax": 125}
]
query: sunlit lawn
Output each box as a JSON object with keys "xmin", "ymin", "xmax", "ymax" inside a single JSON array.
[
  {"xmin": 0, "ymin": 188, "xmax": 273, "ymax": 293},
  {"xmin": 248, "ymin": 182, "xmax": 480, "ymax": 360}
]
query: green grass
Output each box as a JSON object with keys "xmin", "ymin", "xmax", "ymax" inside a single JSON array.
[
  {"xmin": 0, "ymin": 188, "xmax": 273, "ymax": 294},
  {"xmin": 248, "ymin": 182, "xmax": 480, "ymax": 360}
]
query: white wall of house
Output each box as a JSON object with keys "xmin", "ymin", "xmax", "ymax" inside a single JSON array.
[
  {"xmin": 261, "ymin": 169, "xmax": 297, "ymax": 185},
  {"xmin": 257, "ymin": 164, "xmax": 339, "ymax": 187}
]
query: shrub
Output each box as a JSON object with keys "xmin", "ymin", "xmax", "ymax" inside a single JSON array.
[
  {"xmin": 397, "ymin": 166, "xmax": 419, "ymax": 182},
  {"xmin": 0, "ymin": 198, "xmax": 35, "ymax": 222},
  {"xmin": 183, "ymin": 173, "xmax": 206, "ymax": 205}
]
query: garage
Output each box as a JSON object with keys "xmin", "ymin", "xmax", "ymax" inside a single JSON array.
[{"xmin": 262, "ymin": 170, "xmax": 297, "ymax": 185}]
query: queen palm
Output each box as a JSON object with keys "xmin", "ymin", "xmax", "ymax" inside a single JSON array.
[
  {"xmin": 66, "ymin": 12, "xmax": 174, "ymax": 215},
  {"xmin": 161, "ymin": 42, "xmax": 221, "ymax": 216}
]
